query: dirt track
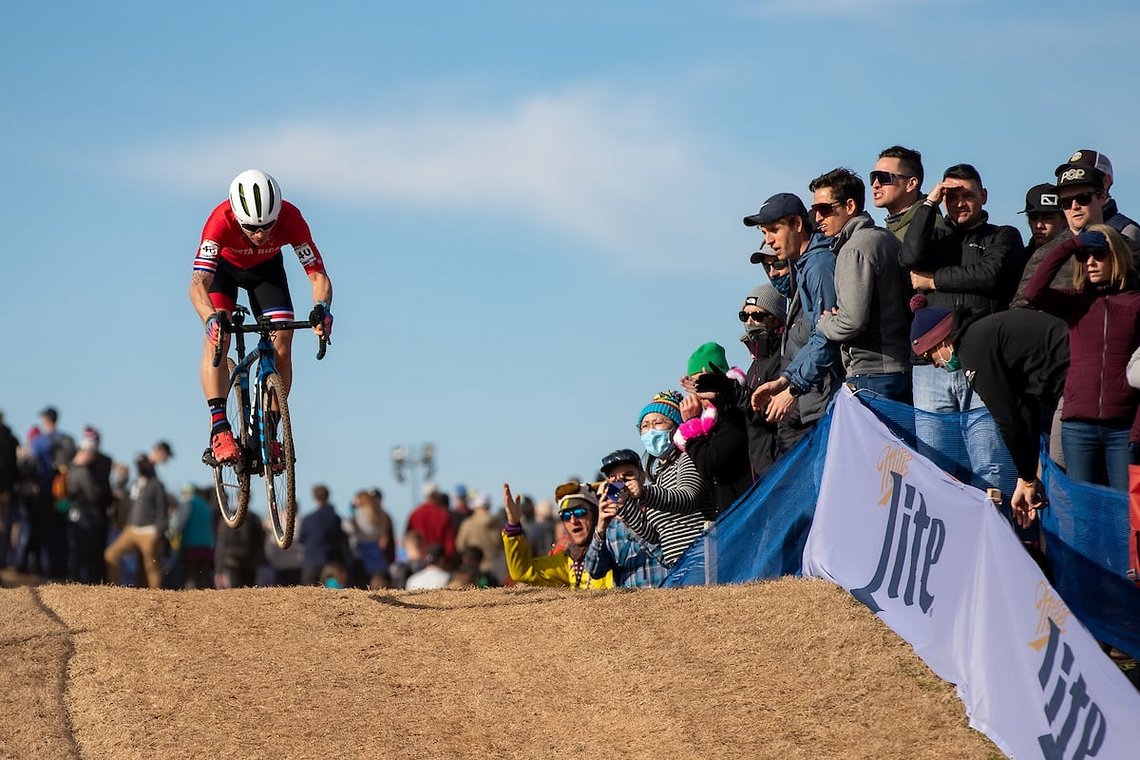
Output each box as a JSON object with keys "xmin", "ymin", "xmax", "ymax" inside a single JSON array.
[{"xmin": 0, "ymin": 579, "xmax": 998, "ymax": 759}]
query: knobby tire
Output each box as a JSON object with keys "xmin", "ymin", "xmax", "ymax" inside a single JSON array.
[
  {"xmin": 214, "ymin": 358, "xmax": 251, "ymax": 528},
  {"xmin": 263, "ymin": 373, "xmax": 297, "ymax": 549}
]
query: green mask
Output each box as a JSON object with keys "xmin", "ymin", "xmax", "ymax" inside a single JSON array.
[{"xmin": 941, "ymin": 351, "xmax": 961, "ymax": 373}]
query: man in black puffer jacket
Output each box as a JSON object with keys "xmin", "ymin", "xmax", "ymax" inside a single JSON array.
[{"xmin": 901, "ymin": 163, "xmax": 1025, "ymax": 491}]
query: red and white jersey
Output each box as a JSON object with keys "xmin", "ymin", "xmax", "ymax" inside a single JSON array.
[{"xmin": 193, "ymin": 200, "xmax": 326, "ymax": 276}]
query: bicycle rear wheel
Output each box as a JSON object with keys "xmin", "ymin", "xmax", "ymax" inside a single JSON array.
[
  {"xmin": 262, "ymin": 372, "xmax": 297, "ymax": 548},
  {"xmin": 213, "ymin": 359, "xmax": 251, "ymax": 528}
]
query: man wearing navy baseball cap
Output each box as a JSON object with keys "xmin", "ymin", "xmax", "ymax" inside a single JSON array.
[{"xmin": 743, "ymin": 193, "xmax": 841, "ymax": 433}]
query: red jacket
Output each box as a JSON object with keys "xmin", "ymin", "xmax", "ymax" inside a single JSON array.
[
  {"xmin": 405, "ymin": 501, "xmax": 456, "ymax": 561},
  {"xmin": 1024, "ymin": 237, "xmax": 1140, "ymax": 440}
]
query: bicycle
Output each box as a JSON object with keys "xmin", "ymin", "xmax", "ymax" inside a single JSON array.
[{"xmin": 204, "ymin": 305, "xmax": 327, "ymax": 548}]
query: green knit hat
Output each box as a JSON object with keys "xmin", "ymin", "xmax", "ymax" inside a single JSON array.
[{"xmin": 686, "ymin": 342, "xmax": 729, "ymax": 376}]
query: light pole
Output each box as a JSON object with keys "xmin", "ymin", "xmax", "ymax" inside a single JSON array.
[{"xmin": 390, "ymin": 443, "xmax": 436, "ymax": 510}]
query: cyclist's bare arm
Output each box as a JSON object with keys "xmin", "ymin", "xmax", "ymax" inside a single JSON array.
[
  {"xmin": 190, "ymin": 270, "xmax": 217, "ymax": 323},
  {"xmin": 308, "ymin": 269, "xmax": 332, "ymax": 308}
]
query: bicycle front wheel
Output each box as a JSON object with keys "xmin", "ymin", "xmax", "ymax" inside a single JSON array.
[
  {"xmin": 262, "ymin": 372, "xmax": 297, "ymax": 549},
  {"xmin": 214, "ymin": 359, "xmax": 251, "ymax": 528}
]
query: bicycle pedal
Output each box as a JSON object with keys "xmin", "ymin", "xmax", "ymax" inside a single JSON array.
[{"xmin": 201, "ymin": 448, "xmax": 218, "ymax": 467}]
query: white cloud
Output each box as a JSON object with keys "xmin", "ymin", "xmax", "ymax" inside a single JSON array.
[{"xmin": 127, "ymin": 86, "xmax": 770, "ymax": 266}]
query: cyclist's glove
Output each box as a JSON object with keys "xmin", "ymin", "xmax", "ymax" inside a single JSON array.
[
  {"xmin": 205, "ymin": 311, "xmax": 230, "ymax": 346},
  {"xmin": 310, "ymin": 301, "xmax": 333, "ymax": 339}
]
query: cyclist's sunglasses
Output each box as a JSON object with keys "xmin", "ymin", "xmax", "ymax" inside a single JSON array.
[
  {"xmin": 559, "ymin": 506, "xmax": 590, "ymax": 521},
  {"xmin": 241, "ymin": 221, "xmax": 276, "ymax": 233}
]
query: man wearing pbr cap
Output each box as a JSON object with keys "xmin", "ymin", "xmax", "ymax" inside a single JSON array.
[
  {"xmin": 743, "ymin": 193, "xmax": 841, "ymax": 428},
  {"xmin": 1055, "ymin": 149, "xmax": 1140, "ymax": 255}
]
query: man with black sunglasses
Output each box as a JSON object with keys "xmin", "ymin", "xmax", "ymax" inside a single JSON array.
[
  {"xmin": 808, "ymin": 168, "xmax": 912, "ymax": 403},
  {"xmin": 1054, "ymin": 149, "xmax": 1140, "ymax": 256},
  {"xmin": 871, "ymin": 145, "xmax": 933, "ymax": 242},
  {"xmin": 189, "ymin": 169, "xmax": 335, "ymax": 464}
]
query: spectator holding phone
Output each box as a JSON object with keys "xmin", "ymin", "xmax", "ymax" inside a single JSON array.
[
  {"xmin": 584, "ymin": 449, "xmax": 669, "ymax": 588},
  {"xmin": 618, "ymin": 391, "xmax": 713, "ymax": 567}
]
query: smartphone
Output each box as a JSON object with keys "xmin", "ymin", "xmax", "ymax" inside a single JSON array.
[{"xmin": 605, "ymin": 481, "xmax": 626, "ymax": 502}]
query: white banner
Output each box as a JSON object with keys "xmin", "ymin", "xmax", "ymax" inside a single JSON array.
[{"xmin": 804, "ymin": 387, "xmax": 1140, "ymax": 759}]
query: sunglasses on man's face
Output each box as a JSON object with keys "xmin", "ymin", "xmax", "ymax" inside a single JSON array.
[
  {"xmin": 1060, "ymin": 192, "xmax": 1096, "ymax": 209},
  {"xmin": 559, "ymin": 506, "xmax": 590, "ymax": 521},
  {"xmin": 241, "ymin": 221, "xmax": 276, "ymax": 233},
  {"xmin": 760, "ymin": 256, "xmax": 789, "ymax": 271},
  {"xmin": 869, "ymin": 170, "xmax": 911, "ymax": 187},
  {"xmin": 739, "ymin": 310, "xmax": 770, "ymax": 323},
  {"xmin": 810, "ymin": 201, "xmax": 844, "ymax": 218}
]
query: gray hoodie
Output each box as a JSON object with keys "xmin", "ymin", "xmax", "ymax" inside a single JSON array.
[{"xmin": 817, "ymin": 213, "xmax": 912, "ymax": 378}]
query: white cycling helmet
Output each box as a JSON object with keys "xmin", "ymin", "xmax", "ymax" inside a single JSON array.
[{"xmin": 228, "ymin": 169, "xmax": 282, "ymax": 227}]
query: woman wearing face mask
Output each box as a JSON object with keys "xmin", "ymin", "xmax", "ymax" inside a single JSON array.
[
  {"xmin": 909, "ymin": 296, "xmax": 1069, "ymax": 527},
  {"xmin": 618, "ymin": 391, "xmax": 714, "ymax": 567},
  {"xmin": 1024, "ymin": 226, "xmax": 1140, "ymax": 493}
]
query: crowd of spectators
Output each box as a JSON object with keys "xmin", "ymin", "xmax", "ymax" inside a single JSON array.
[{"xmin": 2, "ymin": 147, "xmax": 1138, "ymax": 602}]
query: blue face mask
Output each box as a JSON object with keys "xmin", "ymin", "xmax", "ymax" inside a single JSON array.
[{"xmin": 641, "ymin": 428, "xmax": 674, "ymax": 458}]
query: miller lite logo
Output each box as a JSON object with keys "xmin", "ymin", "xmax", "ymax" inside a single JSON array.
[
  {"xmin": 1031, "ymin": 588, "xmax": 1109, "ymax": 759},
  {"xmin": 852, "ymin": 447, "xmax": 945, "ymax": 614},
  {"xmin": 1060, "ymin": 168, "xmax": 1087, "ymax": 183}
]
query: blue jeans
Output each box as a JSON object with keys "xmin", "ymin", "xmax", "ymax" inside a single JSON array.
[
  {"xmin": 1061, "ymin": 419, "xmax": 1131, "ymax": 492},
  {"xmin": 847, "ymin": 372, "xmax": 912, "ymax": 404},
  {"xmin": 912, "ymin": 363, "xmax": 1003, "ymax": 490}
]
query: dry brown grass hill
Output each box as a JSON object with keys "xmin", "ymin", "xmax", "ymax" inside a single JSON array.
[{"xmin": 0, "ymin": 578, "xmax": 1000, "ymax": 759}]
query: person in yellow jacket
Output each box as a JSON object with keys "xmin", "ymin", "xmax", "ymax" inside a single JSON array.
[{"xmin": 501, "ymin": 481, "xmax": 613, "ymax": 589}]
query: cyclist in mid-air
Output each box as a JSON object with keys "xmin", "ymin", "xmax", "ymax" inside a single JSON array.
[{"xmin": 189, "ymin": 169, "xmax": 334, "ymax": 464}]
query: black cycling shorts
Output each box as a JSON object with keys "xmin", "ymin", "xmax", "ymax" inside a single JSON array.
[{"xmin": 208, "ymin": 256, "xmax": 295, "ymax": 322}]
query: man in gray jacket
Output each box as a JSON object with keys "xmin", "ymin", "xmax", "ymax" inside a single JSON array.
[{"xmin": 809, "ymin": 168, "xmax": 912, "ymax": 403}]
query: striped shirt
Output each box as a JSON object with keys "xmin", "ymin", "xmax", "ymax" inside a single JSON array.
[{"xmin": 618, "ymin": 450, "xmax": 713, "ymax": 566}]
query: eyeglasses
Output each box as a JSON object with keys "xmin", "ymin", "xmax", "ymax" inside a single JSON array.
[
  {"xmin": 559, "ymin": 506, "xmax": 589, "ymax": 521},
  {"xmin": 1084, "ymin": 247, "xmax": 1109, "ymax": 262},
  {"xmin": 757, "ymin": 256, "xmax": 789, "ymax": 271},
  {"xmin": 1060, "ymin": 192, "xmax": 1096, "ymax": 209},
  {"xmin": 241, "ymin": 221, "xmax": 276, "ymax": 233},
  {"xmin": 739, "ymin": 310, "xmax": 770, "ymax": 323},
  {"xmin": 810, "ymin": 201, "xmax": 844, "ymax": 218},
  {"xmin": 869, "ymin": 170, "xmax": 911, "ymax": 187}
]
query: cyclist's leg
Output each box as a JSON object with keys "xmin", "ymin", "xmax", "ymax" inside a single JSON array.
[
  {"xmin": 202, "ymin": 264, "xmax": 237, "ymax": 401},
  {"xmin": 204, "ymin": 265, "xmax": 239, "ymax": 459},
  {"xmin": 248, "ymin": 256, "xmax": 296, "ymax": 397}
]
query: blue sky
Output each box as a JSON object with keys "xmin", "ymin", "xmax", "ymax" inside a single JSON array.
[{"xmin": 4, "ymin": 1, "xmax": 1139, "ymax": 527}]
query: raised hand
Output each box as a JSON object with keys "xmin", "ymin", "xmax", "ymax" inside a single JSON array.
[{"xmin": 502, "ymin": 482, "xmax": 523, "ymax": 525}]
